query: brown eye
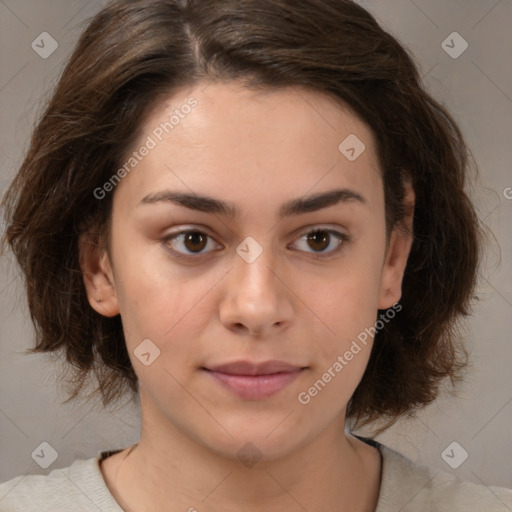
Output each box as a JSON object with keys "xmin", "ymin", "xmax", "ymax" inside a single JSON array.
[
  {"xmin": 292, "ymin": 228, "xmax": 350, "ymax": 257},
  {"xmin": 307, "ymin": 230, "xmax": 330, "ymax": 252},
  {"xmin": 164, "ymin": 230, "xmax": 220, "ymax": 260},
  {"xmin": 183, "ymin": 232, "xmax": 208, "ymax": 253}
]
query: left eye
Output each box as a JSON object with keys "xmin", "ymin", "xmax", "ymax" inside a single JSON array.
[{"xmin": 291, "ymin": 229, "xmax": 349, "ymax": 256}]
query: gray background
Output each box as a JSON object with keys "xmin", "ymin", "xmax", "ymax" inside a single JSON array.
[{"xmin": 1, "ymin": 0, "xmax": 511, "ymax": 491}]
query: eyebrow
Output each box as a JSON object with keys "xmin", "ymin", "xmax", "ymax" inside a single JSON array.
[{"xmin": 138, "ymin": 188, "xmax": 366, "ymax": 218}]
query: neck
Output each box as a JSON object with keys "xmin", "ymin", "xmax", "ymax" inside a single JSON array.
[{"xmin": 103, "ymin": 393, "xmax": 382, "ymax": 512}]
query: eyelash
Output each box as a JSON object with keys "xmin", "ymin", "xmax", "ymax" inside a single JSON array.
[{"xmin": 162, "ymin": 227, "xmax": 351, "ymax": 262}]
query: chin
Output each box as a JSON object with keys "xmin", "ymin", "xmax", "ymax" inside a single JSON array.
[{"xmin": 193, "ymin": 415, "xmax": 312, "ymax": 464}]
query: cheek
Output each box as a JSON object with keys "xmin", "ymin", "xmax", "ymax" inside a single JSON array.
[
  {"xmin": 295, "ymin": 277, "xmax": 379, "ymax": 413},
  {"xmin": 109, "ymin": 238, "xmax": 178, "ymax": 339},
  {"xmin": 295, "ymin": 246, "xmax": 386, "ymax": 398},
  {"xmin": 112, "ymin": 241, "xmax": 223, "ymax": 358},
  {"xmin": 309, "ymin": 254, "xmax": 384, "ymax": 341}
]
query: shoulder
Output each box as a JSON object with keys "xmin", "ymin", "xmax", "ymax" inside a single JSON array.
[
  {"xmin": 0, "ymin": 453, "xmax": 123, "ymax": 512},
  {"xmin": 376, "ymin": 443, "xmax": 512, "ymax": 512}
]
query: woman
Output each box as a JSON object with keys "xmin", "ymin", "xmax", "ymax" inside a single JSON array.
[{"xmin": 1, "ymin": 0, "xmax": 511, "ymax": 510}]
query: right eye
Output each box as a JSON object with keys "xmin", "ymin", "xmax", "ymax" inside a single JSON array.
[{"xmin": 162, "ymin": 229, "xmax": 222, "ymax": 260}]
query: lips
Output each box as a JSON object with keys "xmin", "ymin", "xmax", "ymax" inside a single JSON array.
[
  {"xmin": 202, "ymin": 360, "xmax": 306, "ymax": 400},
  {"xmin": 206, "ymin": 360, "xmax": 303, "ymax": 376}
]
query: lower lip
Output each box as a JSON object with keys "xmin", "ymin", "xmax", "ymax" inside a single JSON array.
[{"xmin": 205, "ymin": 369, "xmax": 304, "ymax": 400}]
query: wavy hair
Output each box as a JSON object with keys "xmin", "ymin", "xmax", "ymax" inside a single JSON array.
[{"xmin": 1, "ymin": 0, "xmax": 486, "ymax": 431}]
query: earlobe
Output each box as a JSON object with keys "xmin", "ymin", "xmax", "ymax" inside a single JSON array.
[
  {"xmin": 378, "ymin": 181, "xmax": 415, "ymax": 310},
  {"xmin": 78, "ymin": 231, "xmax": 120, "ymax": 318}
]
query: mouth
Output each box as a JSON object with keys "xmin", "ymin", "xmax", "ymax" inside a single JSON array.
[{"xmin": 201, "ymin": 360, "xmax": 308, "ymax": 400}]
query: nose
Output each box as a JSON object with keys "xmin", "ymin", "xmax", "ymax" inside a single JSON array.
[{"xmin": 219, "ymin": 242, "xmax": 293, "ymax": 337}]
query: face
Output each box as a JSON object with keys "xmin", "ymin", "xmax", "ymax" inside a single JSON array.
[{"xmin": 82, "ymin": 80, "xmax": 414, "ymax": 461}]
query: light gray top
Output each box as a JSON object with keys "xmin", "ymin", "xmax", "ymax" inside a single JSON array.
[{"xmin": 1, "ymin": 442, "xmax": 511, "ymax": 511}]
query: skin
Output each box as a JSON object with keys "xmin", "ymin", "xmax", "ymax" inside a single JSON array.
[{"xmin": 80, "ymin": 80, "xmax": 415, "ymax": 512}]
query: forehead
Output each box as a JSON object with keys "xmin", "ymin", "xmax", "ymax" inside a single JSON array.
[{"xmin": 114, "ymin": 80, "xmax": 383, "ymax": 216}]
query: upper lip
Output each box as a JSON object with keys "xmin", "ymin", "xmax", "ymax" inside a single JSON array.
[{"xmin": 205, "ymin": 360, "xmax": 305, "ymax": 376}]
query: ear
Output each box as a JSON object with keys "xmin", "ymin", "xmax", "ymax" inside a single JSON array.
[
  {"xmin": 78, "ymin": 229, "xmax": 120, "ymax": 317},
  {"xmin": 378, "ymin": 179, "xmax": 415, "ymax": 309}
]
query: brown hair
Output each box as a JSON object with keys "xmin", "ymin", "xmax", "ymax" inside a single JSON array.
[{"xmin": 1, "ymin": 0, "xmax": 486, "ymax": 431}]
